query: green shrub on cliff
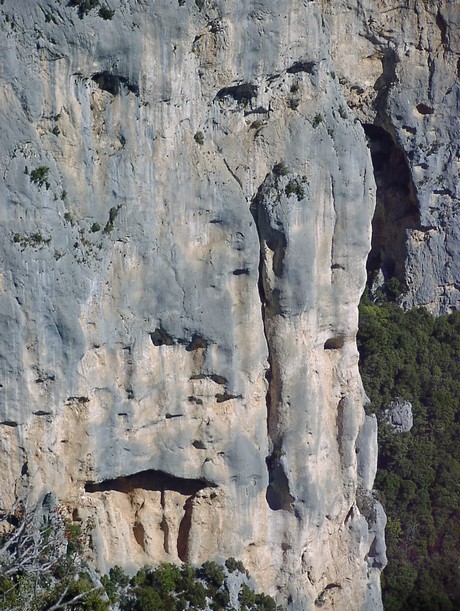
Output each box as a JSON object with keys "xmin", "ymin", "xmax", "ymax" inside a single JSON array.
[
  {"xmin": 30, "ymin": 166, "xmax": 50, "ymax": 188},
  {"xmin": 98, "ymin": 7, "xmax": 114, "ymax": 19},
  {"xmin": 68, "ymin": 0, "xmax": 100, "ymax": 17}
]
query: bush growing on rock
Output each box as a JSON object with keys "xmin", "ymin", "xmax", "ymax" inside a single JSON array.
[
  {"xmin": 225, "ymin": 557, "xmax": 247, "ymax": 575},
  {"xmin": 68, "ymin": 0, "xmax": 100, "ymax": 17},
  {"xmin": 30, "ymin": 166, "xmax": 50, "ymax": 188},
  {"xmin": 194, "ymin": 131, "xmax": 205, "ymax": 145},
  {"xmin": 0, "ymin": 498, "xmax": 107, "ymax": 610},
  {"xmin": 200, "ymin": 560, "xmax": 225, "ymax": 589},
  {"xmin": 98, "ymin": 6, "xmax": 114, "ymax": 19}
]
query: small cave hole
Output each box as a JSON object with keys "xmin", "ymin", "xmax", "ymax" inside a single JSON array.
[
  {"xmin": 150, "ymin": 328, "xmax": 174, "ymax": 347},
  {"xmin": 66, "ymin": 396, "xmax": 90, "ymax": 404},
  {"xmin": 265, "ymin": 459, "xmax": 294, "ymax": 512},
  {"xmin": 233, "ymin": 268, "xmax": 250, "ymax": 276},
  {"xmin": 209, "ymin": 374, "xmax": 227, "ymax": 385},
  {"xmin": 286, "ymin": 60, "xmax": 316, "ymax": 75},
  {"xmin": 415, "ymin": 103, "xmax": 434, "ymax": 115},
  {"xmin": 216, "ymin": 83, "xmax": 258, "ymax": 104},
  {"xmin": 215, "ymin": 392, "xmax": 241, "ymax": 403},
  {"xmin": 188, "ymin": 395, "xmax": 203, "ymax": 405},
  {"xmin": 186, "ymin": 334, "xmax": 208, "ymax": 351},
  {"xmin": 324, "ymin": 337, "xmax": 345, "ymax": 350},
  {"xmin": 84, "ymin": 468, "xmax": 215, "ymax": 496},
  {"xmin": 91, "ymin": 72, "xmax": 139, "ymax": 96},
  {"xmin": 402, "ymin": 124, "xmax": 417, "ymax": 135}
]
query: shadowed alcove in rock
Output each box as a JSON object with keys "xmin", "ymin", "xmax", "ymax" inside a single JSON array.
[{"xmin": 362, "ymin": 124, "xmax": 421, "ymax": 289}]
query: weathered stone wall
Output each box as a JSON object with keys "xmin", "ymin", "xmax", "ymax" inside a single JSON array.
[
  {"xmin": 327, "ymin": 0, "xmax": 460, "ymax": 314},
  {"xmin": 0, "ymin": 0, "xmax": 457, "ymax": 608}
]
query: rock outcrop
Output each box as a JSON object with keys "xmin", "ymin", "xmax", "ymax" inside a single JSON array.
[
  {"xmin": 383, "ymin": 399, "xmax": 413, "ymax": 434},
  {"xmin": 0, "ymin": 0, "xmax": 457, "ymax": 608}
]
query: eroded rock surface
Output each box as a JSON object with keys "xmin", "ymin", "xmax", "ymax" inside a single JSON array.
[
  {"xmin": 327, "ymin": 0, "xmax": 460, "ymax": 314},
  {"xmin": 383, "ymin": 399, "xmax": 413, "ymax": 434},
  {"xmin": 0, "ymin": 0, "xmax": 458, "ymax": 608}
]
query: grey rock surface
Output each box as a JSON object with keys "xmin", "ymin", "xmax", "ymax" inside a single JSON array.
[
  {"xmin": 327, "ymin": 0, "xmax": 460, "ymax": 314},
  {"xmin": 383, "ymin": 399, "xmax": 414, "ymax": 434},
  {"xmin": 357, "ymin": 414, "xmax": 378, "ymax": 491},
  {"xmin": 0, "ymin": 0, "xmax": 458, "ymax": 609}
]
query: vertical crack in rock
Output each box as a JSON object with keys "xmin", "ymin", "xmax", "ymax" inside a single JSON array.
[
  {"xmin": 373, "ymin": 48, "xmax": 399, "ymax": 116},
  {"xmin": 122, "ymin": 345, "xmax": 135, "ymax": 400},
  {"xmin": 160, "ymin": 516, "xmax": 170, "ymax": 554},
  {"xmin": 250, "ymin": 174, "xmax": 293, "ymax": 512},
  {"xmin": 177, "ymin": 494, "xmax": 194, "ymax": 562},
  {"xmin": 160, "ymin": 490, "xmax": 169, "ymax": 554},
  {"xmin": 363, "ymin": 124, "xmax": 422, "ymax": 288},
  {"xmin": 132, "ymin": 520, "xmax": 146, "ymax": 551}
]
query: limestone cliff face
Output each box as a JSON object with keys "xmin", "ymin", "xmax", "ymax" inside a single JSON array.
[
  {"xmin": 327, "ymin": 0, "xmax": 460, "ymax": 314},
  {"xmin": 0, "ymin": 0, "xmax": 457, "ymax": 608}
]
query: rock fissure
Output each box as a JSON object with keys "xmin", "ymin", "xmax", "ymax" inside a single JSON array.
[
  {"xmin": 177, "ymin": 494, "xmax": 194, "ymax": 562},
  {"xmin": 250, "ymin": 175, "xmax": 293, "ymax": 513}
]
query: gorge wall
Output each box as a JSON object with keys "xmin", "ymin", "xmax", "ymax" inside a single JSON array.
[{"xmin": 0, "ymin": 1, "xmax": 458, "ymax": 609}]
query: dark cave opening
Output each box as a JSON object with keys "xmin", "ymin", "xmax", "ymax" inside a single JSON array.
[
  {"xmin": 84, "ymin": 469, "xmax": 215, "ymax": 495},
  {"xmin": 91, "ymin": 71, "xmax": 139, "ymax": 96},
  {"xmin": 265, "ymin": 450, "xmax": 295, "ymax": 512},
  {"xmin": 362, "ymin": 124, "xmax": 421, "ymax": 289}
]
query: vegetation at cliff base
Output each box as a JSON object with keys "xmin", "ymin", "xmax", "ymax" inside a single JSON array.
[
  {"xmin": 0, "ymin": 499, "xmax": 276, "ymax": 610},
  {"xmin": 358, "ymin": 295, "xmax": 460, "ymax": 610}
]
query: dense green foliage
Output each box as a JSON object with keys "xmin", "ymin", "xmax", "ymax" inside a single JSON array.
[
  {"xmin": 114, "ymin": 560, "xmax": 276, "ymax": 611},
  {"xmin": 358, "ymin": 296, "xmax": 460, "ymax": 610}
]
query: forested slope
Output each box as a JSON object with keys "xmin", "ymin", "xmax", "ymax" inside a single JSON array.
[{"xmin": 358, "ymin": 296, "xmax": 460, "ymax": 610}]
